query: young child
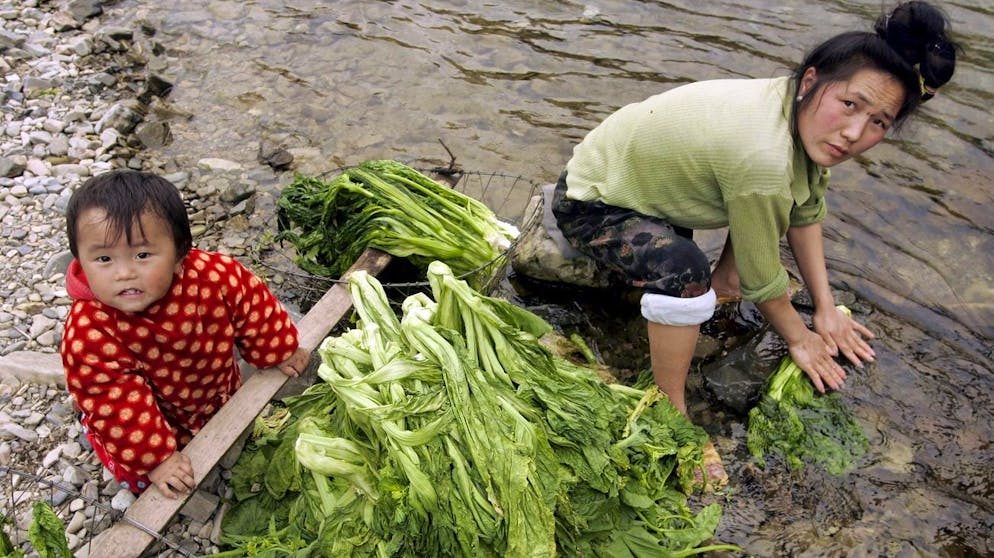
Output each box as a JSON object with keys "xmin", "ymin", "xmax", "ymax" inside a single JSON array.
[{"xmin": 60, "ymin": 170, "xmax": 310, "ymax": 498}]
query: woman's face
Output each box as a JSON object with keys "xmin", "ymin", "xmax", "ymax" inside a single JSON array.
[{"xmin": 796, "ymin": 67, "xmax": 906, "ymax": 167}]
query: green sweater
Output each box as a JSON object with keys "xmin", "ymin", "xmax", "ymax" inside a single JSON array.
[{"xmin": 564, "ymin": 76, "xmax": 829, "ymax": 303}]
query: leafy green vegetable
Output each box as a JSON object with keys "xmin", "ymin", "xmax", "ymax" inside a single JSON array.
[
  {"xmin": 220, "ymin": 262, "xmax": 739, "ymax": 557},
  {"xmin": 275, "ymin": 160, "xmax": 518, "ymax": 285},
  {"xmin": 27, "ymin": 502, "xmax": 71, "ymax": 558},
  {"xmin": 746, "ymin": 306, "xmax": 870, "ymax": 475}
]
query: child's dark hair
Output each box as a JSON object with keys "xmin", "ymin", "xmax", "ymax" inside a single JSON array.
[
  {"xmin": 791, "ymin": 1, "xmax": 958, "ymax": 132},
  {"xmin": 65, "ymin": 170, "xmax": 193, "ymax": 259}
]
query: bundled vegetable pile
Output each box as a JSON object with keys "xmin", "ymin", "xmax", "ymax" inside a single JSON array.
[
  {"xmin": 746, "ymin": 306, "xmax": 869, "ymax": 475},
  {"xmin": 219, "ymin": 262, "xmax": 738, "ymax": 557},
  {"xmin": 276, "ymin": 160, "xmax": 519, "ymax": 283}
]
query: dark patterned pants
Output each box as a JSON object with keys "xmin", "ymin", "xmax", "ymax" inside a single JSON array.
[{"xmin": 551, "ymin": 173, "xmax": 711, "ymax": 298}]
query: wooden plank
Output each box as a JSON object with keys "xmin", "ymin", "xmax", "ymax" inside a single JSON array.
[{"xmin": 87, "ymin": 248, "xmax": 392, "ymax": 558}]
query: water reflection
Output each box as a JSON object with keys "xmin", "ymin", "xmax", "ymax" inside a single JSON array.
[{"xmin": 118, "ymin": 0, "xmax": 992, "ymax": 554}]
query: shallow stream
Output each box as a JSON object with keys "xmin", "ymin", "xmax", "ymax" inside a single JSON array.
[{"xmin": 112, "ymin": 1, "xmax": 992, "ymax": 555}]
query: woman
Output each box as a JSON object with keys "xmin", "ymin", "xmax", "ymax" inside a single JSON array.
[{"xmin": 553, "ymin": 1, "xmax": 958, "ymax": 486}]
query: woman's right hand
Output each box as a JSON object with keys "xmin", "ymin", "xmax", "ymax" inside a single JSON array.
[{"xmin": 787, "ymin": 328, "xmax": 848, "ymax": 393}]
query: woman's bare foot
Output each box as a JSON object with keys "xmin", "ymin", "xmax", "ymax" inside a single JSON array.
[{"xmin": 694, "ymin": 440, "xmax": 729, "ymax": 492}]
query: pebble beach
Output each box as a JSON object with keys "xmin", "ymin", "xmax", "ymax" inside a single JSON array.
[{"xmin": 1, "ymin": 1, "xmax": 291, "ymax": 555}]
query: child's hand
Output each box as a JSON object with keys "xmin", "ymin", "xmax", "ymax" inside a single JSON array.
[
  {"xmin": 277, "ymin": 347, "xmax": 311, "ymax": 378},
  {"xmin": 148, "ymin": 451, "xmax": 195, "ymax": 498}
]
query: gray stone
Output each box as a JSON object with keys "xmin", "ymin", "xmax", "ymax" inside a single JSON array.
[
  {"xmin": 510, "ymin": 187, "xmax": 612, "ymax": 288},
  {"xmin": 50, "ymin": 11, "xmax": 81, "ymax": 32},
  {"xmin": 52, "ymin": 163, "xmax": 89, "ymax": 177},
  {"xmin": 95, "ymin": 102, "xmax": 142, "ymax": 134},
  {"xmin": 25, "ymin": 157, "xmax": 50, "ymax": 176},
  {"xmin": 22, "ymin": 76, "xmax": 58, "ymax": 96},
  {"xmin": 0, "ymin": 29, "xmax": 25, "ymax": 49},
  {"xmin": 67, "ymin": 0, "xmax": 103, "ymax": 21},
  {"xmin": 220, "ymin": 181, "xmax": 255, "ymax": 204},
  {"xmin": 110, "ymin": 489, "xmax": 136, "ymax": 511},
  {"xmin": 0, "ymin": 350, "xmax": 64, "ymax": 385},
  {"xmin": 68, "ymin": 35, "xmax": 93, "ymax": 56},
  {"xmin": 48, "ymin": 134, "xmax": 70, "ymax": 156},
  {"xmin": 179, "ymin": 490, "xmax": 220, "ymax": 523},
  {"xmin": 198, "ymin": 157, "xmax": 242, "ymax": 172},
  {"xmin": 89, "ymin": 71, "xmax": 117, "ymax": 87},
  {"xmin": 44, "ymin": 250, "xmax": 74, "ymax": 276},
  {"xmin": 28, "ymin": 129, "xmax": 54, "ymax": 144},
  {"xmin": 0, "ymin": 422, "xmax": 39, "ymax": 442},
  {"xmin": 135, "ymin": 120, "xmax": 171, "ymax": 149},
  {"xmin": 139, "ymin": 72, "xmax": 174, "ymax": 102},
  {"xmin": 66, "ymin": 510, "xmax": 86, "ymax": 534},
  {"xmin": 0, "ymin": 155, "xmax": 27, "ymax": 178}
]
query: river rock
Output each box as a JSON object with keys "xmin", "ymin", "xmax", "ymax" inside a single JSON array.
[
  {"xmin": 95, "ymin": 101, "xmax": 142, "ymax": 134},
  {"xmin": 66, "ymin": 0, "xmax": 103, "ymax": 21},
  {"xmin": 135, "ymin": 120, "xmax": 171, "ymax": 148},
  {"xmin": 510, "ymin": 184, "xmax": 612, "ymax": 288},
  {"xmin": 0, "ymin": 155, "xmax": 27, "ymax": 178}
]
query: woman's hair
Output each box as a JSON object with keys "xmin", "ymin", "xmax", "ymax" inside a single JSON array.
[
  {"xmin": 66, "ymin": 170, "xmax": 193, "ymax": 259},
  {"xmin": 791, "ymin": 1, "xmax": 958, "ymax": 131}
]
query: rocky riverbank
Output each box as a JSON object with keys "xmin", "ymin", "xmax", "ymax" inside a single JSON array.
[{"xmin": 1, "ymin": 1, "xmax": 294, "ymax": 555}]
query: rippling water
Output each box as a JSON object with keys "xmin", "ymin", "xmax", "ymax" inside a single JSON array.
[{"xmin": 115, "ymin": 0, "xmax": 992, "ymax": 554}]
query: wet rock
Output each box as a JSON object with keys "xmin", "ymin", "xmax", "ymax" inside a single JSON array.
[
  {"xmin": 198, "ymin": 158, "xmax": 242, "ymax": 172},
  {"xmin": 138, "ymin": 72, "xmax": 173, "ymax": 103},
  {"xmin": 258, "ymin": 140, "xmax": 293, "ymax": 170},
  {"xmin": 135, "ymin": 120, "xmax": 171, "ymax": 148},
  {"xmin": 701, "ymin": 314, "xmax": 784, "ymax": 414},
  {"xmin": 148, "ymin": 97, "xmax": 193, "ymax": 120},
  {"xmin": 510, "ymin": 186, "xmax": 612, "ymax": 288}
]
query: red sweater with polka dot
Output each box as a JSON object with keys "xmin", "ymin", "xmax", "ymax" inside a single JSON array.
[{"xmin": 61, "ymin": 249, "xmax": 299, "ymax": 479}]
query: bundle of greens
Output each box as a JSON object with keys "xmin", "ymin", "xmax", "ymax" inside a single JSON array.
[
  {"xmin": 746, "ymin": 306, "xmax": 869, "ymax": 475},
  {"xmin": 276, "ymin": 160, "xmax": 518, "ymax": 284},
  {"xmin": 219, "ymin": 262, "xmax": 738, "ymax": 557}
]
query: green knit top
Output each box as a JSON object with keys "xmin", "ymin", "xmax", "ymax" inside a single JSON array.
[{"xmin": 564, "ymin": 76, "xmax": 829, "ymax": 303}]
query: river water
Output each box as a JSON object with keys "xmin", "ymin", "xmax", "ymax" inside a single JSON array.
[{"xmin": 113, "ymin": 1, "xmax": 992, "ymax": 555}]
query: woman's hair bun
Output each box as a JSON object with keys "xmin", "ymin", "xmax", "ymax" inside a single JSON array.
[{"xmin": 874, "ymin": 1, "xmax": 958, "ymax": 90}]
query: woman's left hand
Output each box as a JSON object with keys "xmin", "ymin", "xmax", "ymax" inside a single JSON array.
[{"xmin": 813, "ymin": 307, "xmax": 876, "ymax": 368}]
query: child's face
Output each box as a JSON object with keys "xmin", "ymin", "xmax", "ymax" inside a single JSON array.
[{"xmin": 75, "ymin": 208, "xmax": 183, "ymax": 314}]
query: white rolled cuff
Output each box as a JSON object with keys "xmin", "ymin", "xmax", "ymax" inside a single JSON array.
[{"xmin": 640, "ymin": 289, "xmax": 717, "ymax": 326}]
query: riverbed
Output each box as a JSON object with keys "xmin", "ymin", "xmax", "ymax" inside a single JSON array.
[{"xmin": 111, "ymin": 1, "xmax": 993, "ymax": 555}]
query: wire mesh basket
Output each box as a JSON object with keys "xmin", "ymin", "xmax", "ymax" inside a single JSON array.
[
  {"xmin": 0, "ymin": 382, "xmax": 223, "ymax": 557},
  {"xmin": 0, "ymin": 166, "xmax": 544, "ymax": 557},
  {"xmin": 251, "ymin": 166, "xmax": 542, "ymax": 312},
  {"xmin": 0, "ymin": 464, "xmax": 208, "ymax": 557}
]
